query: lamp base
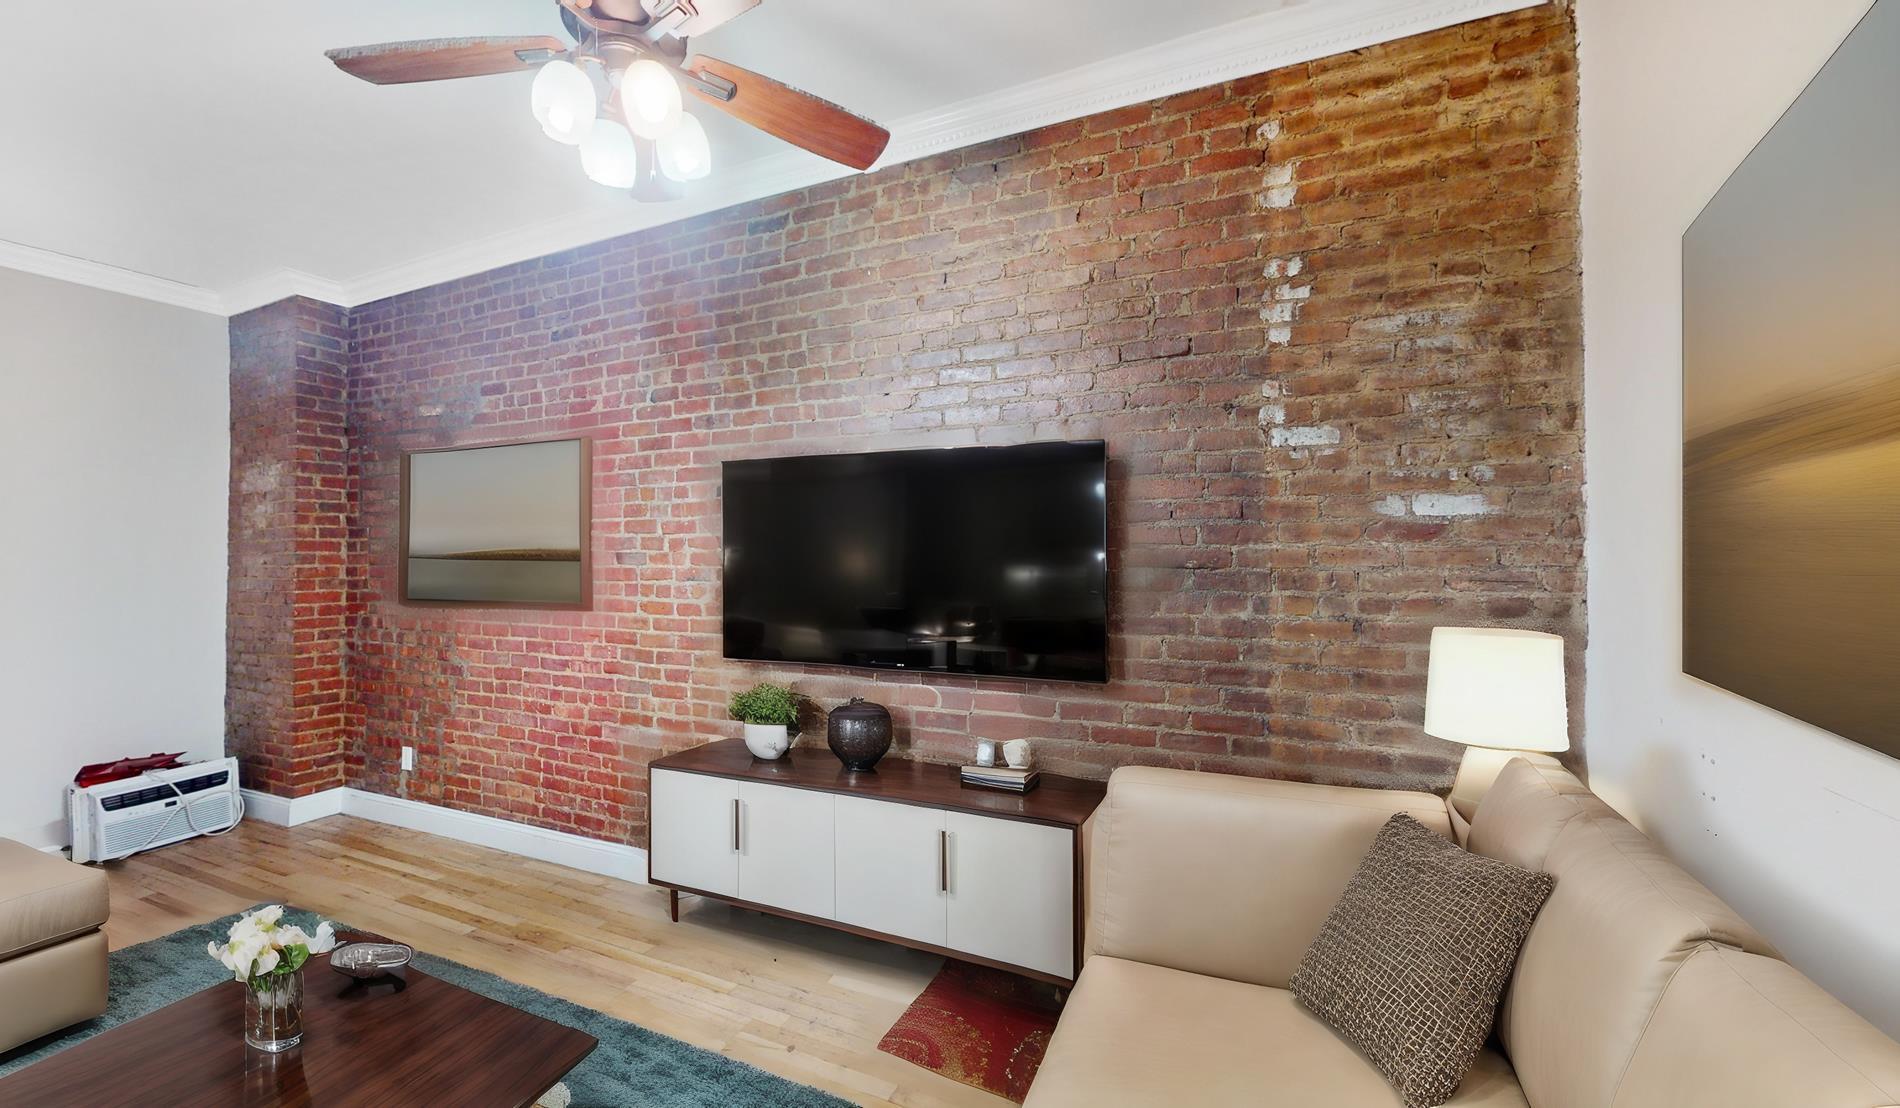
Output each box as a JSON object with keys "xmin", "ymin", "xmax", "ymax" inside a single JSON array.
[{"xmin": 1448, "ymin": 746, "xmax": 1562, "ymax": 822}]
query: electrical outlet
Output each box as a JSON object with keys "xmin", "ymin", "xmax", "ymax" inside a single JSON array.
[{"xmin": 400, "ymin": 746, "xmax": 415, "ymax": 772}]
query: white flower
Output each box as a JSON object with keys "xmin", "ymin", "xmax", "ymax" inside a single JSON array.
[
  {"xmin": 207, "ymin": 906, "xmax": 341, "ymax": 984},
  {"xmin": 211, "ymin": 932, "xmax": 267, "ymax": 982}
]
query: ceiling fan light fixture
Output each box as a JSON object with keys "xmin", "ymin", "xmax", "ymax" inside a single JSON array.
[
  {"xmin": 620, "ymin": 59, "xmax": 684, "ymax": 140},
  {"xmin": 656, "ymin": 112, "xmax": 712, "ymax": 182},
  {"xmin": 580, "ymin": 119, "xmax": 640, "ymax": 189},
  {"xmin": 531, "ymin": 58, "xmax": 597, "ymax": 145}
]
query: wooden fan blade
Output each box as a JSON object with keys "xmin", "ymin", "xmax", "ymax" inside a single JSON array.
[
  {"xmin": 325, "ymin": 37, "xmax": 568, "ymax": 85},
  {"xmin": 683, "ymin": 56, "xmax": 889, "ymax": 171}
]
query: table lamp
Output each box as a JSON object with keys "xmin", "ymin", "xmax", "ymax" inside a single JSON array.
[{"xmin": 1424, "ymin": 626, "xmax": 1568, "ymax": 820}]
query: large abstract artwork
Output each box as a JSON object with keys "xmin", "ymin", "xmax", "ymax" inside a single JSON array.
[
  {"xmin": 402, "ymin": 437, "xmax": 591, "ymax": 607},
  {"xmin": 1682, "ymin": 0, "xmax": 1900, "ymax": 758}
]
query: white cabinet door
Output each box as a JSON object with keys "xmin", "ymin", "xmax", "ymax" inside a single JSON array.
[
  {"xmin": 649, "ymin": 769, "xmax": 739, "ymax": 897},
  {"xmin": 946, "ymin": 814, "xmax": 1075, "ymax": 979},
  {"xmin": 737, "ymin": 782, "xmax": 836, "ymax": 920},
  {"xmin": 834, "ymin": 796, "xmax": 947, "ymax": 947}
]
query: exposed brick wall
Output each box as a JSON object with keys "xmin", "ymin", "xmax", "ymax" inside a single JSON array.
[
  {"xmin": 232, "ymin": 7, "xmax": 1583, "ymax": 845},
  {"xmin": 227, "ymin": 297, "xmax": 356, "ymax": 797}
]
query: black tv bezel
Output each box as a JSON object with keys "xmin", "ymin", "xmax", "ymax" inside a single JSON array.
[{"xmin": 719, "ymin": 440, "xmax": 1110, "ymax": 685}]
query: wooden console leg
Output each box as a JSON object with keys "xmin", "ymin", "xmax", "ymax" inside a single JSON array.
[{"xmin": 668, "ymin": 888, "xmax": 679, "ymax": 922}]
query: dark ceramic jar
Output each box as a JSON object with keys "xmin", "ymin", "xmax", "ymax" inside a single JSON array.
[{"xmin": 827, "ymin": 697, "xmax": 892, "ymax": 772}]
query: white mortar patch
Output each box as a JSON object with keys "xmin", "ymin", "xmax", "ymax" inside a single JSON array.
[
  {"xmin": 1260, "ymin": 253, "xmax": 1310, "ymax": 345},
  {"xmin": 1411, "ymin": 493, "xmax": 1493, "ymax": 517},
  {"xmin": 1271, "ymin": 426, "xmax": 1340, "ymax": 448}
]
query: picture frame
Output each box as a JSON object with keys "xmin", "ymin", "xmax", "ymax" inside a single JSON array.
[{"xmin": 398, "ymin": 436, "xmax": 593, "ymax": 610}]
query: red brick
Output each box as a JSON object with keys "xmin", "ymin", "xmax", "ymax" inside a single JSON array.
[{"xmin": 227, "ymin": 6, "xmax": 1584, "ymax": 846}]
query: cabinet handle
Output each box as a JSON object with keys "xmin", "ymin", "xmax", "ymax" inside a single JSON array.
[
  {"xmin": 939, "ymin": 829, "xmax": 948, "ymax": 893},
  {"xmin": 732, "ymin": 797, "xmax": 740, "ymax": 853}
]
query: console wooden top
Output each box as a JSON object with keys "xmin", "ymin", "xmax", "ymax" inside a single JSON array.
[{"xmin": 651, "ymin": 739, "xmax": 1106, "ymax": 829}]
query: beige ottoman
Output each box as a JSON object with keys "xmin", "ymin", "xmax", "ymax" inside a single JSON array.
[{"xmin": 0, "ymin": 838, "xmax": 109, "ymax": 1052}]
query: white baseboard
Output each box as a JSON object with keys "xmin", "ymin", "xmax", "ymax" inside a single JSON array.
[
  {"xmin": 240, "ymin": 786, "xmax": 647, "ymax": 884},
  {"xmin": 240, "ymin": 787, "xmax": 346, "ymax": 828}
]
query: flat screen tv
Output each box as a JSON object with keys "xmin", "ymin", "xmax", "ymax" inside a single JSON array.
[{"xmin": 722, "ymin": 441, "xmax": 1108, "ymax": 683}]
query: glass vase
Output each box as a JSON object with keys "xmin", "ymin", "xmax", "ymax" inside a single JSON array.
[{"xmin": 244, "ymin": 969, "xmax": 305, "ymax": 1052}]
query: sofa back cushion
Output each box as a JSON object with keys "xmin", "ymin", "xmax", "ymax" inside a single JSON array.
[
  {"xmin": 1466, "ymin": 758, "xmax": 1594, "ymax": 871},
  {"xmin": 1616, "ymin": 944, "xmax": 1900, "ymax": 1107},
  {"xmin": 1470, "ymin": 768, "xmax": 1779, "ymax": 1108},
  {"xmin": 1087, "ymin": 766, "xmax": 1452, "ymax": 988}
]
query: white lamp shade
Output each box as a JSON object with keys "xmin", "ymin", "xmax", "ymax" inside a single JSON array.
[
  {"xmin": 656, "ymin": 113, "xmax": 711, "ymax": 181},
  {"xmin": 531, "ymin": 59, "xmax": 597, "ymax": 145},
  {"xmin": 619, "ymin": 59, "xmax": 683, "ymax": 139},
  {"xmin": 1423, "ymin": 627, "xmax": 1568, "ymax": 752},
  {"xmin": 580, "ymin": 119, "xmax": 639, "ymax": 189}
]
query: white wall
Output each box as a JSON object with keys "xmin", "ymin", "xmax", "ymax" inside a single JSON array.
[
  {"xmin": 0, "ymin": 268, "xmax": 228, "ymax": 850},
  {"xmin": 1580, "ymin": 0, "xmax": 1900, "ymax": 1037}
]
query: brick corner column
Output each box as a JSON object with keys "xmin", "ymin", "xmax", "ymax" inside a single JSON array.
[{"xmin": 227, "ymin": 296, "xmax": 354, "ymax": 799}]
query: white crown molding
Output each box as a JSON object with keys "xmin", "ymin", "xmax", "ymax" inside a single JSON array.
[
  {"xmin": 0, "ymin": 238, "xmax": 224, "ymax": 315},
  {"xmin": 886, "ymin": 0, "xmax": 1544, "ymax": 165},
  {"xmin": 218, "ymin": 268, "xmax": 352, "ymax": 317},
  {"xmin": 4, "ymin": 0, "xmax": 1546, "ymax": 316},
  {"xmin": 242, "ymin": 785, "xmax": 648, "ymax": 883},
  {"xmin": 331, "ymin": 148, "xmax": 853, "ymax": 312}
]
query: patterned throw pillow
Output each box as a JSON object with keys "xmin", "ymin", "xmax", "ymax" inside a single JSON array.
[{"xmin": 1290, "ymin": 812, "xmax": 1554, "ymax": 1108}]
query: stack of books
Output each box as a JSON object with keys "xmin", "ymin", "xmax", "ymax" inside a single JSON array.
[{"xmin": 960, "ymin": 764, "xmax": 1040, "ymax": 793}]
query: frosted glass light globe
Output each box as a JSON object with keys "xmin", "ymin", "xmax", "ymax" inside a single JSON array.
[
  {"xmin": 530, "ymin": 59, "xmax": 596, "ymax": 145},
  {"xmin": 619, "ymin": 59, "xmax": 683, "ymax": 139},
  {"xmin": 579, "ymin": 119, "xmax": 639, "ymax": 189},
  {"xmin": 656, "ymin": 112, "xmax": 711, "ymax": 181}
]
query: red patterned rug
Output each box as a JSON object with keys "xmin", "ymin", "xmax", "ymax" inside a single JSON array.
[{"xmin": 877, "ymin": 960, "xmax": 1067, "ymax": 1103}]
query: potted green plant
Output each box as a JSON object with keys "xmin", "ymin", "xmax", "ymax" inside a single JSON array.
[{"xmin": 729, "ymin": 682, "xmax": 800, "ymax": 760}]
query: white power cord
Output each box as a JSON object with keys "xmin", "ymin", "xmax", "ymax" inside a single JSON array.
[{"xmin": 118, "ymin": 767, "xmax": 246, "ymax": 858}]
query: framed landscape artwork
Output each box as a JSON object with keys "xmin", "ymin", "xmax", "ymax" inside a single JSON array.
[
  {"xmin": 401, "ymin": 437, "xmax": 592, "ymax": 608},
  {"xmin": 1682, "ymin": 0, "xmax": 1899, "ymax": 759}
]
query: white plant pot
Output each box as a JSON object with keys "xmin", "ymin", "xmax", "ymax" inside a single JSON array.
[{"xmin": 743, "ymin": 722, "xmax": 793, "ymax": 760}]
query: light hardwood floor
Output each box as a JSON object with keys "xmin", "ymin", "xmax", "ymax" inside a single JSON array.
[{"xmin": 99, "ymin": 815, "xmax": 1010, "ymax": 1108}]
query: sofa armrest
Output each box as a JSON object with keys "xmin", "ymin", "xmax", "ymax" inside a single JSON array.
[{"xmin": 1085, "ymin": 766, "xmax": 1452, "ymax": 988}]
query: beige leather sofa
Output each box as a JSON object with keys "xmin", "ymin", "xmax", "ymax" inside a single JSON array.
[
  {"xmin": 1026, "ymin": 760, "xmax": 1900, "ymax": 1107},
  {"xmin": 0, "ymin": 838, "xmax": 109, "ymax": 1053}
]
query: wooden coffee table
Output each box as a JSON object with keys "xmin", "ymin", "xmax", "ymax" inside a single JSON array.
[{"xmin": 0, "ymin": 949, "xmax": 597, "ymax": 1107}]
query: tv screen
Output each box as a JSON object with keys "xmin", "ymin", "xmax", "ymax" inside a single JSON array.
[{"xmin": 722, "ymin": 441, "xmax": 1108, "ymax": 683}]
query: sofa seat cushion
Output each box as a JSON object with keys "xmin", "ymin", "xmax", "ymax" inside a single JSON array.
[
  {"xmin": 0, "ymin": 838, "xmax": 110, "ymax": 959},
  {"xmin": 1024, "ymin": 957, "xmax": 1528, "ymax": 1108}
]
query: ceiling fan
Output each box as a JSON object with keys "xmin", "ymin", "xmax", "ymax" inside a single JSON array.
[{"xmin": 324, "ymin": 0, "xmax": 891, "ymax": 201}]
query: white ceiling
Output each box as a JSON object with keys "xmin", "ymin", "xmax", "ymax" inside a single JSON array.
[{"xmin": 0, "ymin": 0, "xmax": 1539, "ymax": 313}]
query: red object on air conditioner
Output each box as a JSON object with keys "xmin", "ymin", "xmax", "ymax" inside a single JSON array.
[{"xmin": 74, "ymin": 753, "xmax": 186, "ymax": 790}]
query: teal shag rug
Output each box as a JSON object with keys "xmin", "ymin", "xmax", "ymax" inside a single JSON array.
[{"xmin": 0, "ymin": 907, "xmax": 848, "ymax": 1107}]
